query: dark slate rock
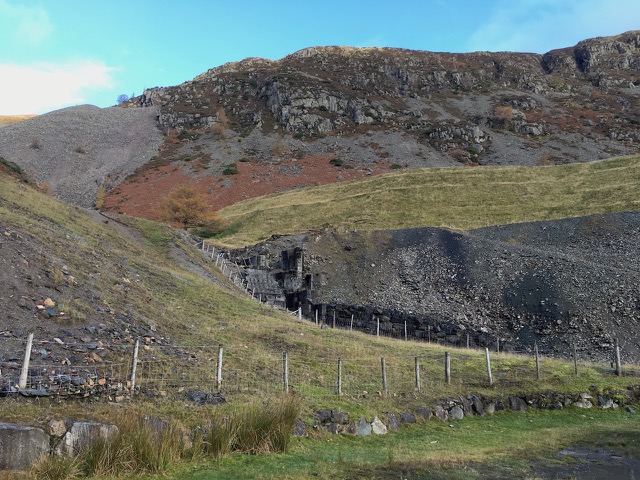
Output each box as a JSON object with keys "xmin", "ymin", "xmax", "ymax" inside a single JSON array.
[
  {"xmin": 386, "ymin": 412, "xmax": 400, "ymax": 432},
  {"xmin": 433, "ymin": 405, "xmax": 449, "ymax": 421},
  {"xmin": 186, "ymin": 390, "xmax": 226, "ymax": 406},
  {"xmin": 449, "ymin": 406, "xmax": 464, "ymax": 420},
  {"xmin": 626, "ymin": 406, "xmax": 637, "ymax": 414},
  {"xmin": 470, "ymin": 395, "xmax": 484, "ymax": 416},
  {"xmin": 314, "ymin": 409, "xmax": 331, "ymax": 423},
  {"xmin": 509, "ymin": 396, "xmax": 527, "ymax": 412},
  {"xmin": 400, "ymin": 413, "xmax": 415, "ymax": 424},
  {"xmin": 414, "ymin": 407, "xmax": 432, "ymax": 420},
  {"xmin": 330, "ymin": 409, "xmax": 349, "ymax": 424},
  {"xmin": 0, "ymin": 422, "xmax": 50, "ymax": 470},
  {"xmin": 19, "ymin": 388, "xmax": 50, "ymax": 397},
  {"xmin": 292, "ymin": 418, "xmax": 307, "ymax": 437},
  {"xmin": 325, "ymin": 423, "xmax": 339, "ymax": 434},
  {"xmin": 459, "ymin": 396, "xmax": 473, "ymax": 414}
]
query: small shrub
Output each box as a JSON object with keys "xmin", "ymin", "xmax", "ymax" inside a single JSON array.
[
  {"xmin": 222, "ymin": 163, "xmax": 238, "ymax": 175},
  {"xmin": 329, "ymin": 158, "xmax": 343, "ymax": 167},
  {"xmin": 74, "ymin": 145, "xmax": 86, "ymax": 154},
  {"xmin": 95, "ymin": 185, "xmax": 106, "ymax": 210},
  {"xmin": 30, "ymin": 138, "xmax": 42, "ymax": 149},
  {"xmin": 390, "ymin": 163, "xmax": 402, "ymax": 169},
  {"xmin": 239, "ymin": 157, "xmax": 249, "ymax": 162}
]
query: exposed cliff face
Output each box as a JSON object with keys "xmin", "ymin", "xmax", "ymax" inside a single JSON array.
[{"xmin": 125, "ymin": 30, "xmax": 639, "ymax": 170}]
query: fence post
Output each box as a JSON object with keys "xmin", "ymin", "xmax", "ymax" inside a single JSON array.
[
  {"xmin": 428, "ymin": 325, "xmax": 431, "ymax": 343},
  {"xmin": 350, "ymin": 314, "xmax": 354, "ymax": 331},
  {"xmin": 485, "ymin": 348, "xmax": 493, "ymax": 387},
  {"xmin": 298, "ymin": 307, "xmax": 302, "ymax": 321},
  {"xmin": 332, "ymin": 310, "xmax": 336, "ymax": 329},
  {"xmin": 466, "ymin": 333, "xmax": 470, "ymax": 349},
  {"xmin": 381, "ymin": 357, "xmax": 388, "ymax": 396},
  {"xmin": 376, "ymin": 317, "xmax": 380, "ymax": 337},
  {"xmin": 573, "ymin": 343, "xmax": 578, "ymax": 376},
  {"xmin": 404, "ymin": 321, "xmax": 408, "ymax": 341},
  {"xmin": 217, "ymin": 345, "xmax": 223, "ymax": 392},
  {"xmin": 534, "ymin": 341, "xmax": 540, "ymax": 380},
  {"xmin": 18, "ymin": 332, "xmax": 34, "ymax": 389},
  {"xmin": 496, "ymin": 338, "xmax": 500, "ymax": 353},
  {"xmin": 315, "ymin": 309, "xmax": 318, "ymax": 325},
  {"xmin": 614, "ymin": 338, "xmax": 622, "ymax": 376},
  {"xmin": 337, "ymin": 357, "xmax": 342, "ymax": 396},
  {"xmin": 414, "ymin": 356, "xmax": 420, "ymax": 392},
  {"xmin": 445, "ymin": 351, "xmax": 451, "ymax": 385},
  {"xmin": 283, "ymin": 351, "xmax": 289, "ymax": 393},
  {"xmin": 130, "ymin": 338, "xmax": 139, "ymax": 395}
]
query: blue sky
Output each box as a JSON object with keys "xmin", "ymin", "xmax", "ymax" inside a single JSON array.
[{"xmin": 0, "ymin": 0, "xmax": 638, "ymax": 115}]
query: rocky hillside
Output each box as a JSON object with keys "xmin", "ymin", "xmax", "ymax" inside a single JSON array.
[
  {"xmin": 230, "ymin": 212, "xmax": 640, "ymax": 362},
  {"xmin": 1, "ymin": 32, "xmax": 638, "ymax": 216}
]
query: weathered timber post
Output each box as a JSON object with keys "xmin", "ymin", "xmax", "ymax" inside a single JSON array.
[
  {"xmin": 350, "ymin": 314, "xmax": 354, "ymax": 331},
  {"xmin": 381, "ymin": 357, "xmax": 388, "ymax": 396},
  {"xmin": 414, "ymin": 356, "xmax": 420, "ymax": 392},
  {"xmin": 614, "ymin": 338, "xmax": 622, "ymax": 376},
  {"xmin": 534, "ymin": 341, "xmax": 540, "ymax": 380},
  {"xmin": 376, "ymin": 317, "xmax": 380, "ymax": 337},
  {"xmin": 445, "ymin": 351, "xmax": 451, "ymax": 385},
  {"xmin": 332, "ymin": 310, "xmax": 336, "ymax": 329},
  {"xmin": 337, "ymin": 357, "xmax": 342, "ymax": 396},
  {"xmin": 130, "ymin": 338, "xmax": 140, "ymax": 395},
  {"xmin": 283, "ymin": 351, "xmax": 289, "ymax": 393},
  {"xmin": 573, "ymin": 343, "xmax": 578, "ymax": 376},
  {"xmin": 216, "ymin": 345, "xmax": 223, "ymax": 392},
  {"xmin": 496, "ymin": 338, "xmax": 500, "ymax": 353},
  {"xmin": 485, "ymin": 347, "xmax": 493, "ymax": 387},
  {"xmin": 466, "ymin": 333, "xmax": 470, "ymax": 349},
  {"xmin": 428, "ymin": 325, "xmax": 431, "ymax": 343},
  {"xmin": 404, "ymin": 321, "xmax": 408, "ymax": 341},
  {"xmin": 315, "ymin": 309, "xmax": 318, "ymax": 325},
  {"xmin": 18, "ymin": 333, "xmax": 34, "ymax": 389}
]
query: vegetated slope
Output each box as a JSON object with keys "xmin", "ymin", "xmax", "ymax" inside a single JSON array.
[
  {"xmin": 1, "ymin": 32, "xmax": 639, "ymax": 219},
  {"xmin": 215, "ymin": 154, "xmax": 640, "ymax": 247},
  {"xmin": 0, "ymin": 115, "xmax": 37, "ymax": 126}
]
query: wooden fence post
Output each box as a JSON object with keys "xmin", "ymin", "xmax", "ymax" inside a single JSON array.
[
  {"xmin": 428, "ymin": 325, "xmax": 431, "ymax": 343},
  {"xmin": 381, "ymin": 357, "xmax": 388, "ymax": 396},
  {"xmin": 376, "ymin": 317, "xmax": 380, "ymax": 337},
  {"xmin": 614, "ymin": 338, "xmax": 622, "ymax": 376},
  {"xmin": 534, "ymin": 341, "xmax": 540, "ymax": 380},
  {"xmin": 350, "ymin": 314, "xmax": 354, "ymax": 331},
  {"xmin": 445, "ymin": 352, "xmax": 451, "ymax": 385},
  {"xmin": 485, "ymin": 347, "xmax": 493, "ymax": 387},
  {"xmin": 404, "ymin": 321, "xmax": 408, "ymax": 341},
  {"xmin": 216, "ymin": 345, "xmax": 223, "ymax": 392},
  {"xmin": 466, "ymin": 333, "xmax": 470, "ymax": 349},
  {"xmin": 332, "ymin": 310, "xmax": 336, "ymax": 329},
  {"xmin": 130, "ymin": 338, "xmax": 140, "ymax": 395},
  {"xmin": 337, "ymin": 357, "xmax": 342, "ymax": 396},
  {"xmin": 496, "ymin": 338, "xmax": 500, "ymax": 353},
  {"xmin": 18, "ymin": 333, "xmax": 34, "ymax": 389},
  {"xmin": 283, "ymin": 351, "xmax": 289, "ymax": 393},
  {"xmin": 573, "ymin": 343, "xmax": 578, "ymax": 376},
  {"xmin": 315, "ymin": 309, "xmax": 318, "ymax": 325},
  {"xmin": 414, "ymin": 356, "xmax": 420, "ymax": 392}
]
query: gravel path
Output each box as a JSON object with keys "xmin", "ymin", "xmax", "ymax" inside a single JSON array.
[{"xmin": 0, "ymin": 105, "xmax": 163, "ymax": 207}]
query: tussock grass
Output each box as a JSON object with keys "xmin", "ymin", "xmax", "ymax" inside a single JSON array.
[
  {"xmin": 0, "ymin": 114, "xmax": 36, "ymax": 126},
  {"xmin": 215, "ymin": 154, "xmax": 640, "ymax": 246}
]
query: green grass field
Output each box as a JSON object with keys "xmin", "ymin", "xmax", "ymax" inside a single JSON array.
[{"xmin": 215, "ymin": 154, "xmax": 640, "ymax": 247}]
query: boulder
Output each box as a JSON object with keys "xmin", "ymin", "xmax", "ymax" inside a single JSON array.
[
  {"xmin": 354, "ymin": 417, "xmax": 372, "ymax": 437},
  {"xmin": 0, "ymin": 422, "xmax": 50, "ymax": 470},
  {"xmin": 330, "ymin": 409, "xmax": 349, "ymax": 424},
  {"xmin": 470, "ymin": 395, "xmax": 484, "ymax": 416},
  {"xmin": 414, "ymin": 407, "xmax": 432, "ymax": 420},
  {"xmin": 57, "ymin": 421, "xmax": 119, "ymax": 456},
  {"xmin": 399, "ymin": 413, "xmax": 416, "ymax": 424},
  {"xmin": 371, "ymin": 417, "xmax": 387, "ymax": 435},
  {"xmin": 573, "ymin": 399, "xmax": 593, "ymax": 409},
  {"xmin": 449, "ymin": 406, "xmax": 464, "ymax": 420},
  {"xmin": 433, "ymin": 405, "xmax": 449, "ymax": 421},
  {"xmin": 509, "ymin": 396, "xmax": 527, "ymax": 412},
  {"xmin": 386, "ymin": 412, "xmax": 400, "ymax": 432},
  {"xmin": 292, "ymin": 418, "xmax": 307, "ymax": 437}
]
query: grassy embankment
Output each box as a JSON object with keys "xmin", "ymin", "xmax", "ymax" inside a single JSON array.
[
  {"xmin": 0, "ymin": 115, "xmax": 36, "ymax": 126},
  {"xmin": 215, "ymin": 154, "xmax": 640, "ymax": 247}
]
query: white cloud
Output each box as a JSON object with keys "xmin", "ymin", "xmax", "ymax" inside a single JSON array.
[
  {"xmin": 465, "ymin": 0, "xmax": 640, "ymax": 53},
  {"xmin": 0, "ymin": 61, "xmax": 116, "ymax": 115},
  {"xmin": 0, "ymin": 0, "xmax": 53, "ymax": 46}
]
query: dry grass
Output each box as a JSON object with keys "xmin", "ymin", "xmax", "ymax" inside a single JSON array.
[
  {"xmin": 215, "ymin": 154, "xmax": 640, "ymax": 247},
  {"xmin": 0, "ymin": 115, "xmax": 37, "ymax": 126}
]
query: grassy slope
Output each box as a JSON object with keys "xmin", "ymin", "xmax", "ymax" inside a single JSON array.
[
  {"xmin": 215, "ymin": 154, "xmax": 640, "ymax": 247},
  {"xmin": 0, "ymin": 115, "xmax": 37, "ymax": 126}
]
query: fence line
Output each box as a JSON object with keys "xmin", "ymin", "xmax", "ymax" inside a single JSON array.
[{"xmin": 1, "ymin": 333, "xmax": 638, "ymax": 402}]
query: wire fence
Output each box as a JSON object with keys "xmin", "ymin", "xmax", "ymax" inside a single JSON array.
[{"xmin": 1, "ymin": 332, "xmax": 638, "ymax": 403}]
